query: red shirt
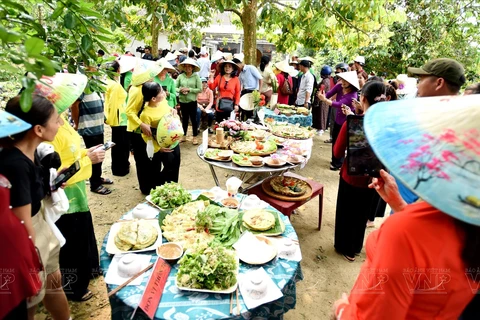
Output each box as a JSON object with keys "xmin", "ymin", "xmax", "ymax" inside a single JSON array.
[
  {"xmin": 334, "ymin": 121, "xmax": 371, "ymax": 187},
  {"xmin": 208, "ymin": 75, "xmax": 241, "ymax": 106},
  {"xmin": 338, "ymin": 202, "xmax": 477, "ymax": 319},
  {"xmin": 276, "ymin": 73, "xmax": 293, "ymax": 105}
]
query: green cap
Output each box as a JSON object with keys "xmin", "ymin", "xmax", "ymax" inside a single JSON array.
[{"xmin": 408, "ymin": 58, "xmax": 466, "ymax": 86}]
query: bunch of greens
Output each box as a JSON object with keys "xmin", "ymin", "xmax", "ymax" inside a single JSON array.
[
  {"xmin": 176, "ymin": 245, "xmax": 238, "ymax": 291},
  {"xmin": 149, "ymin": 182, "xmax": 192, "ymax": 209},
  {"xmin": 195, "ymin": 205, "xmax": 241, "ymax": 248}
]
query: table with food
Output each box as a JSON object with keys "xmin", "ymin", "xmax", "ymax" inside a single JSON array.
[
  {"xmin": 101, "ymin": 182, "xmax": 304, "ymax": 320},
  {"xmin": 198, "ymin": 119, "xmax": 315, "ymax": 189},
  {"xmin": 263, "ymin": 105, "xmax": 313, "ymax": 127}
]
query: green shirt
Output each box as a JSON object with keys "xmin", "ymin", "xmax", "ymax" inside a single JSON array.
[
  {"xmin": 176, "ymin": 73, "xmax": 202, "ymax": 103},
  {"xmin": 123, "ymin": 71, "xmax": 132, "ymax": 91},
  {"xmin": 64, "ymin": 181, "xmax": 89, "ymax": 213},
  {"xmin": 154, "ymin": 75, "xmax": 177, "ymax": 108}
]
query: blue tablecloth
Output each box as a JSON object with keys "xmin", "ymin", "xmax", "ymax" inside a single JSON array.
[
  {"xmin": 263, "ymin": 108, "xmax": 312, "ymax": 127},
  {"xmin": 101, "ymin": 190, "xmax": 303, "ymax": 320}
]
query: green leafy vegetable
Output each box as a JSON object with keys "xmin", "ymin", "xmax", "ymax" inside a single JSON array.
[
  {"xmin": 177, "ymin": 245, "xmax": 238, "ymax": 291},
  {"xmin": 149, "ymin": 182, "xmax": 192, "ymax": 209},
  {"xmin": 195, "ymin": 205, "xmax": 242, "ymax": 248}
]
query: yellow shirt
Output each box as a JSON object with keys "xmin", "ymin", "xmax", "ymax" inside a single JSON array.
[
  {"xmin": 139, "ymin": 100, "xmax": 171, "ymax": 153},
  {"xmin": 126, "ymin": 85, "xmax": 144, "ymax": 132},
  {"xmin": 48, "ymin": 117, "xmax": 92, "ymax": 186},
  {"xmin": 105, "ymin": 79, "xmax": 128, "ymax": 127}
]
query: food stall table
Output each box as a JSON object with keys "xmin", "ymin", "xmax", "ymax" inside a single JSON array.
[
  {"xmin": 197, "ymin": 145, "xmax": 301, "ymax": 192},
  {"xmin": 101, "ymin": 190, "xmax": 304, "ymax": 320},
  {"xmin": 263, "ymin": 107, "xmax": 312, "ymax": 127},
  {"xmin": 247, "ymin": 173, "xmax": 324, "ymax": 231}
]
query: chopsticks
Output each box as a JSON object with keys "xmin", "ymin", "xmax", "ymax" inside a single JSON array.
[
  {"xmin": 230, "ymin": 288, "xmax": 241, "ymax": 315},
  {"xmin": 108, "ymin": 263, "xmax": 154, "ymax": 297}
]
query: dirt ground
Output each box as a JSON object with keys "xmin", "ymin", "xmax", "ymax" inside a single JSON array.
[{"xmin": 36, "ymin": 126, "xmax": 386, "ymax": 320}]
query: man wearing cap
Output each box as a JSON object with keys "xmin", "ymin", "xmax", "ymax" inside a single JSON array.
[
  {"xmin": 232, "ymin": 57, "xmax": 263, "ymax": 120},
  {"xmin": 295, "ymin": 60, "xmax": 314, "ymax": 109},
  {"xmin": 197, "ymin": 49, "xmax": 211, "ymax": 79},
  {"xmin": 354, "ymin": 56, "xmax": 368, "ymax": 81}
]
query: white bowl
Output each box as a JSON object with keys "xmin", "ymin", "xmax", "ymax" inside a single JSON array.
[
  {"xmin": 281, "ymin": 238, "xmax": 297, "ymax": 256},
  {"xmin": 244, "ymin": 273, "xmax": 268, "ymax": 300},
  {"xmin": 156, "ymin": 242, "xmax": 183, "ymax": 263},
  {"xmin": 117, "ymin": 254, "xmax": 142, "ymax": 278},
  {"xmin": 132, "ymin": 204, "xmax": 158, "ymax": 219}
]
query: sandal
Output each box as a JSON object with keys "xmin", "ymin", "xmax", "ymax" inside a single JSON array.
[
  {"xmin": 92, "ymin": 185, "xmax": 112, "ymax": 195},
  {"xmin": 330, "ymin": 164, "xmax": 340, "ymax": 171},
  {"xmin": 80, "ymin": 290, "xmax": 93, "ymax": 301},
  {"xmin": 101, "ymin": 178, "xmax": 114, "ymax": 185},
  {"xmin": 192, "ymin": 137, "xmax": 198, "ymax": 145},
  {"xmin": 343, "ymin": 254, "xmax": 356, "ymax": 262},
  {"xmin": 324, "ymin": 139, "xmax": 332, "ymax": 143}
]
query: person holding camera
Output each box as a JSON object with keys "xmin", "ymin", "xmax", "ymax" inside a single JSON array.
[
  {"xmin": 141, "ymin": 46, "xmax": 153, "ymax": 60},
  {"xmin": 332, "ymin": 80, "xmax": 386, "ymax": 262}
]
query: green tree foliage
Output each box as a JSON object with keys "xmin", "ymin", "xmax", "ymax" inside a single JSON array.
[
  {"xmin": 360, "ymin": 0, "xmax": 480, "ymax": 81},
  {"xmin": 0, "ymin": 0, "xmax": 125, "ymax": 111}
]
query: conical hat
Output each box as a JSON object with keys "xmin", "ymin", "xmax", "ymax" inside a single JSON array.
[
  {"xmin": 177, "ymin": 58, "xmax": 200, "ymax": 73},
  {"xmin": 173, "ymin": 50, "xmax": 183, "ymax": 56},
  {"xmin": 211, "ymin": 50, "xmax": 225, "ymax": 62},
  {"xmin": 131, "ymin": 59, "xmax": 163, "ymax": 86},
  {"xmin": 239, "ymin": 93, "xmax": 254, "ymax": 111},
  {"xmin": 365, "ymin": 95, "xmax": 480, "ymax": 226},
  {"xmin": 337, "ymin": 71, "xmax": 360, "ymax": 90},
  {"xmin": 299, "ymin": 56, "xmax": 314, "ymax": 63},
  {"xmin": 33, "ymin": 73, "xmax": 88, "ymax": 114},
  {"xmin": 0, "ymin": 111, "xmax": 31, "ymax": 138},
  {"xmin": 275, "ymin": 60, "xmax": 291, "ymax": 73},
  {"xmin": 118, "ymin": 55, "xmax": 138, "ymax": 74},
  {"xmin": 163, "ymin": 52, "xmax": 177, "ymax": 61},
  {"xmin": 156, "ymin": 58, "xmax": 176, "ymax": 72},
  {"xmin": 233, "ymin": 53, "xmax": 244, "ymax": 62}
]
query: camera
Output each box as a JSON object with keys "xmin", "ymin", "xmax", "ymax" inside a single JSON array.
[{"xmin": 136, "ymin": 46, "xmax": 145, "ymax": 54}]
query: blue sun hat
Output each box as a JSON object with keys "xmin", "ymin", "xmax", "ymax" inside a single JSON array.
[
  {"xmin": 365, "ymin": 95, "xmax": 480, "ymax": 226},
  {"xmin": 0, "ymin": 110, "xmax": 32, "ymax": 138}
]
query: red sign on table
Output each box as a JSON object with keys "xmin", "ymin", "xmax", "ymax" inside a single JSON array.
[
  {"xmin": 274, "ymin": 108, "xmax": 281, "ymax": 115},
  {"xmin": 132, "ymin": 258, "xmax": 171, "ymax": 320}
]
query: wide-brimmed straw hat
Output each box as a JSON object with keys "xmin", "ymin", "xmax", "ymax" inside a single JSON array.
[
  {"xmin": 337, "ymin": 71, "xmax": 360, "ymax": 90},
  {"xmin": 211, "ymin": 50, "xmax": 225, "ymax": 63},
  {"xmin": 163, "ymin": 52, "xmax": 177, "ymax": 61},
  {"xmin": 0, "ymin": 111, "xmax": 31, "ymax": 138},
  {"xmin": 299, "ymin": 56, "xmax": 314, "ymax": 63},
  {"xmin": 177, "ymin": 58, "xmax": 200, "ymax": 73},
  {"xmin": 33, "ymin": 73, "xmax": 88, "ymax": 114},
  {"xmin": 365, "ymin": 95, "xmax": 480, "ymax": 226},
  {"xmin": 131, "ymin": 59, "xmax": 163, "ymax": 86},
  {"xmin": 118, "ymin": 55, "xmax": 138, "ymax": 74},
  {"xmin": 217, "ymin": 60, "xmax": 239, "ymax": 71},
  {"xmin": 275, "ymin": 60, "xmax": 298, "ymax": 77}
]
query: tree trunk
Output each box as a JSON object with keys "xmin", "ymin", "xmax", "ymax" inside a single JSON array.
[
  {"xmin": 241, "ymin": 0, "xmax": 257, "ymax": 66},
  {"xmin": 151, "ymin": 14, "xmax": 160, "ymax": 58}
]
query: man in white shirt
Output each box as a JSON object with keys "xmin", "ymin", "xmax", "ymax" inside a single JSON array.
[
  {"xmin": 197, "ymin": 49, "xmax": 211, "ymax": 78},
  {"xmin": 295, "ymin": 60, "xmax": 314, "ymax": 108}
]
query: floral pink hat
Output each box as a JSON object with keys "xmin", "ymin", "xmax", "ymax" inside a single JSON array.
[{"xmin": 365, "ymin": 95, "xmax": 480, "ymax": 226}]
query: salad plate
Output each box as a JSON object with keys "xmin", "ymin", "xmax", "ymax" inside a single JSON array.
[
  {"xmin": 236, "ymin": 235, "xmax": 277, "ymax": 265},
  {"xmin": 145, "ymin": 195, "xmax": 162, "ymax": 210},
  {"xmin": 175, "ymin": 280, "xmax": 238, "ymax": 294}
]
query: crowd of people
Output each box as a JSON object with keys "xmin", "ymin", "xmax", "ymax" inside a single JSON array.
[{"xmin": 0, "ymin": 45, "xmax": 479, "ymax": 320}]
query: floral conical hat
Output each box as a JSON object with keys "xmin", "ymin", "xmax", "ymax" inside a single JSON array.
[
  {"xmin": 365, "ymin": 95, "xmax": 480, "ymax": 226},
  {"xmin": 33, "ymin": 73, "xmax": 88, "ymax": 114},
  {"xmin": 131, "ymin": 59, "xmax": 163, "ymax": 86}
]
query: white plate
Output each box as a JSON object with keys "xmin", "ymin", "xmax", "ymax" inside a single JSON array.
[
  {"xmin": 145, "ymin": 195, "xmax": 167, "ymax": 211},
  {"xmin": 236, "ymin": 235, "xmax": 277, "ymax": 265},
  {"xmin": 106, "ymin": 220, "xmax": 163, "ymax": 255},
  {"xmin": 175, "ymin": 280, "xmax": 238, "ymax": 294},
  {"xmin": 264, "ymin": 157, "xmax": 287, "ymax": 167}
]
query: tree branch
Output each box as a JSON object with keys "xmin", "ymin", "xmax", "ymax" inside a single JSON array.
[
  {"xmin": 322, "ymin": 4, "xmax": 369, "ymax": 36},
  {"xmin": 224, "ymin": 8, "xmax": 242, "ymax": 18},
  {"xmin": 263, "ymin": 0, "xmax": 297, "ymax": 10}
]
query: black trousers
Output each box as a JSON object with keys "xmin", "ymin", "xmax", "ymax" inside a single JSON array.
[
  {"xmin": 4, "ymin": 300, "xmax": 27, "ymax": 320},
  {"xmin": 55, "ymin": 210, "xmax": 100, "ymax": 300},
  {"xmin": 180, "ymin": 101, "xmax": 198, "ymax": 137},
  {"xmin": 368, "ymin": 191, "xmax": 387, "ymax": 221},
  {"xmin": 111, "ymin": 126, "xmax": 130, "ymax": 176},
  {"xmin": 131, "ymin": 133, "xmax": 180, "ymax": 195},
  {"xmin": 334, "ymin": 176, "xmax": 375, "ymax": 257},
  {"xmin": 331, "ymin": 122, "xmax": 343, "ymax": 168},
  {"xmin": 82, "ymin": 134, "xmax": 104, "ymax": 190}
]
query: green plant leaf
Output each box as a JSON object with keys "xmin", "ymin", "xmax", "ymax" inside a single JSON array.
[
  {"xmin": 25, "ymin": 37, "xmax": 45, "ymax": 56},
  {"xmin": 64, "ymin": 12, "xmax": 77, "ymax": 29},
  {"xmin": 81, "ymin": 35, "xmax": 93, "ymax": 51}
]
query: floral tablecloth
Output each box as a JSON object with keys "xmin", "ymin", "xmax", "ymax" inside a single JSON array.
[
  {"xmin": 263, "ymin": 108, "xmax": 312, "ymax": 127},
  {"xmin": 100, "ymin": 190, "xmax": 304, "ymax": 320}
]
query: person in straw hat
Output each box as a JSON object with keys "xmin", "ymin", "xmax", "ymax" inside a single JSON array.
[
  {"xmin": 275, "ymin": 60, "xmax": 294, "ymax": 104},
  {"xmin": 353, "ymin": 55, "xmax": 368, "ymax": 81},
  {"xmin": 154, "ymin": 58, "xmax": 177, "ymax": 108},
  {"xmin": 208, "ymin": 60, "xmax": 241, "ymax": 123},
  {"xmin": 317, "ymin": 70, "xmax": 359, "ymax": 170},
  {"xmin": 210, "ymin": 50, "xmax": 225, "ymax": 78},
  {"xmin": 176, "ymin": 58, "xmax": 202, "ymax": 144},
  {"xmin": 333, "ymin": 94, "xmax": 480, "ymax": 319}
]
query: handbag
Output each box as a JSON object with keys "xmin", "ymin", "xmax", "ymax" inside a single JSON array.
[{"xmin": 218, "ymin": 98, "xmax": 234, "ymax": 113}]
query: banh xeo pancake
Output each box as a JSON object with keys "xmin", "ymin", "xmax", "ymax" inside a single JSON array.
[
  {"xmin": 242, "ymin": 209, "xmax": 276, "ymax": 231},
  {"xmin": 270, "ymin": 176, "xmax": 308, "ymax": 196},
  {"xmin": 114, "ymin": 220, "xmax": 158, "ymax": 251}
]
